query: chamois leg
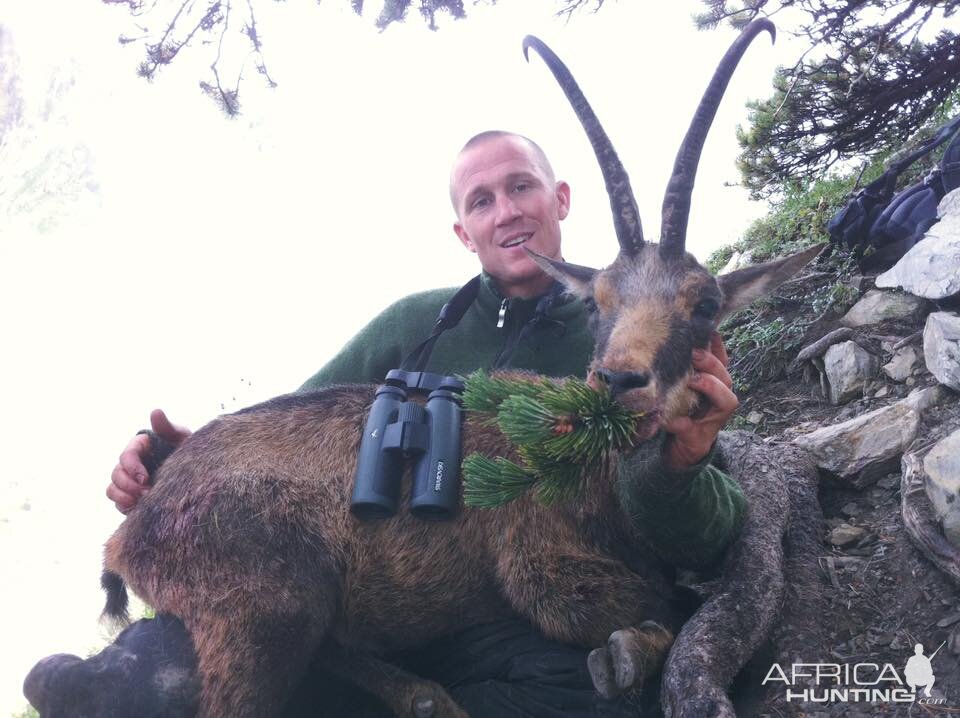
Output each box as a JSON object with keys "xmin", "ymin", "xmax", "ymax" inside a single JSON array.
[
  {"xmin": 317, "ymin": 645, "xmax": 469, "ymax": 718},
  {"xmin": 499, "ymin": 549, "xmax": 676, "ymax": 696},
  {"xmin": 185, "ymin": 591, "xmax": 333, "ymax": 718},
  {"xmin": 660, "ymin": 431, "xmax": 819, "ymax": 718}
]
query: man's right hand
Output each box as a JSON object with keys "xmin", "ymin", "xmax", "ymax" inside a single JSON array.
[{"xmin": 108, "ymin": 409, "xmax": 192, "ymax": 514}]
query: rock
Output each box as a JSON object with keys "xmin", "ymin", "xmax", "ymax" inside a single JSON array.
[
  {"xmin": 876, "ymin": 474, "xmax": 900, "ymax": 490},
  {"xmin": 840, "ymin": 502, "xmax": 860, "ymax": 517},
  {"xmin": 889, "ymin": 635, "xmax": 908, "ymax": 652},
  {"xmin": 922, "ymin": 428, "xmax": 960, "ymax": 548},
  {"xmin": 923, "ymin": 312, "xmax": 960, "ymax": 391},
  {"xmin": 718, "ymin": 250, "xmax": 752, "ymax": 275},
  {"xmin": 824, "ymin": 341, "xmax": 878, "ymax": 404},
  {"xmin": 828, "ymin": 524, "xmax": 867, "ymax": 547},
  {"xmin": 949, "ymin": 623, "xmax": 960, "ymax": 656},
  {"xmin": 873, "ymin": 385, "xmax": 890, "ymax": 398},
  {"xmin": 936, "ymin": 612, "xmax": 960, "ymax": 629},
  {"xmin": 875, "ymin": 189, "xmax": 960, "ymax": 299},
  {"xmin": 795, "ymin": 328, "xmax": 854, "ymax": 365},
  {"xmin": 882, "ymin": 345, "xmax": 921, "ymax": 382},
  {"xmin": 902, "ymin": 385, "xmax": 951, "ymax": 413},
  {"xmin": 847, "ymin": 275, "xmax": 873, "ymax": 293},
  {"xmin": 794, "ymin": 400, "xmax": 921, "ymax": 488},
  {"xmin": 746, "ymin": 410, "xmax": 763, "ymax": 424},
  {"xmin": 840, "ymin": 289, "xmax": 928, "ymax": 328}
]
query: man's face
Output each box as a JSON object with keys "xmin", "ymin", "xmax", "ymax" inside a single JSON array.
[{"xmin": 452, "ymin": 136, "xmax": 570, "ymax": 298}]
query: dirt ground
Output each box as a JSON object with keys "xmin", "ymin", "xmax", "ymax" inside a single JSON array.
[{"xmin": 734, "ymin": 309, "xmax": 960, "ymax": 716}]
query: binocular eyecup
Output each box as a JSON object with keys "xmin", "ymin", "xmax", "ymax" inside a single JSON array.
[{"xmin": 350, "ymin": 370, "xmax": 464, "ymax": 521}]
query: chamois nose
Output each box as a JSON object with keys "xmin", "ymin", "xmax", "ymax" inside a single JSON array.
[{"xmin": 594, "ymin": 368, "xmax": 651, "ymax": 397}]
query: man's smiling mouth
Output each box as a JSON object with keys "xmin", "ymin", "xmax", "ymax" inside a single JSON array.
[{"xmin": 502, "ymin": 233, "xmax": 533, "ymax": 248}]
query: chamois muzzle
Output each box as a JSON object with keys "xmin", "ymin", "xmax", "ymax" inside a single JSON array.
[{"xmin": 594, "ymin": 368, "xmax": 652, "ymax": 398}]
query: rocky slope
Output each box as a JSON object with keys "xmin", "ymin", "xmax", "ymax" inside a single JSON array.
[{"xmin": 734, "ymin": 190, "xmax": 960, "ymax": 716}]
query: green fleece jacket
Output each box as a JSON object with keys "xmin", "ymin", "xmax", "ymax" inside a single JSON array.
[{"xmin": 300, "ymin": 274, "xmax": 745, "ymax": 570}]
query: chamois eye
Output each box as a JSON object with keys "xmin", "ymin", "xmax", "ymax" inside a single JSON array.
[
  {"xmin": 582, "ymin": 297, "xmax": 598, "ymax": 313},
  {"xmin": 693, "ymin": 298, "xmax": 720, "ymax": 319}
]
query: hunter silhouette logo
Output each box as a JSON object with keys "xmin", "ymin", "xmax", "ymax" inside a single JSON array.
[
  {"xmin": 763, "ymin": 641, "xmax": 949, "ymax": 705},
  {"xmin": 905, "ymin": 642, "xmax": 944, "ymax": 698}
]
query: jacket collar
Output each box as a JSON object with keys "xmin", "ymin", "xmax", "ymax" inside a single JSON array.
[{"xmin": 476, "ymin": 272, "xmax": 583, "ymax": 323}]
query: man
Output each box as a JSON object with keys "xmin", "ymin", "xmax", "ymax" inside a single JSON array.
[{"xmin": 104, "ymin": 131, "xmax": 742, "ymax": 716}]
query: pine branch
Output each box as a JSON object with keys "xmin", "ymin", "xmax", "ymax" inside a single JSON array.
[
  {"xmin": 462, "ymin": 454, "xmax": 533, "ymax": 508},
  {"xmin": 460, "ymin": 373, "xmax": 643, "ymax": 509}
]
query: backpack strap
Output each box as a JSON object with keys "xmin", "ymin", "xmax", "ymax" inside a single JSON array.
[{"xmin": 941, "ymin": 128, "xmax": 960, "ymax": 195}]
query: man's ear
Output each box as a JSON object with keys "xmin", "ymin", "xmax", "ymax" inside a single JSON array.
[
  {"xmin": 556, "ymin": 181, "xmax": 571, "ymax": 220},
  {"xmin": 523, "ymin": 247, "xmax": 597, "ymax": 298},
  {"xmin": 717, "ymin": 243, "xmax": 825, "ymax": 318},
  {"xmin": 454, "ymin": 222, "xmax": 477, "ymax": 253}
]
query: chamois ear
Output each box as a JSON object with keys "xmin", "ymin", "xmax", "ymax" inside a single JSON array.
[
  {"xmin": 523, "ymin": 247, "xmax": 598, "ymax": 298},
  {"xmin": 716, "ymin": 243, "xmax": 825, "ymax": 318}
]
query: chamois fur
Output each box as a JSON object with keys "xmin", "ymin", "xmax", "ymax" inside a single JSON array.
[{"xmin": 100, "ymin": 387, "xmax": 683, "ymax": 716}]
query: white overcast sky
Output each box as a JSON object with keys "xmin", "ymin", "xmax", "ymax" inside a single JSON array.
[{"xmin": 0, "ymin": 0, "xmax": 802, "ymax": 711}]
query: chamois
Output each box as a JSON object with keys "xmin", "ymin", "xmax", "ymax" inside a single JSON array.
[{"xmin": 27, "ymin": 19, "xmax": 826, "ymax": 718}]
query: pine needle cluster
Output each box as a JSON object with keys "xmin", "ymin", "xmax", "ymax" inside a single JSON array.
[{"xmin": 461, "ymin": 371, "xmax": 644, "ymax": 508}]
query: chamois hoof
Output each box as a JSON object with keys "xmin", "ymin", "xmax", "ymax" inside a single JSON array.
[
  {"xmin": 407, "ymin": 685, "xmax": 469, "ymax": 718},
  {"xmin": 588, "ymin": 621, "xmax": 673, "ymax": 699},
  {"xmin": 413, "ymin": 696, "xmax": 435, "ymax": 717}
]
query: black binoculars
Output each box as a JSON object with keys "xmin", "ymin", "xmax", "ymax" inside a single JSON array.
[{"xmin": 350, "ymin": 369, "xmax": 464, "ymax": 521}]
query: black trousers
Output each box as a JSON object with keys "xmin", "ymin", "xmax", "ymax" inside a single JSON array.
[{"xmin": 287, "ymin": 618, "xmax": 651, "ymax": 718}]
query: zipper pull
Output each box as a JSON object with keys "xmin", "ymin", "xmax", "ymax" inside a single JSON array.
[{"xmin": 497, "ymin": 298, "xmax": 508, "ymax": 328}]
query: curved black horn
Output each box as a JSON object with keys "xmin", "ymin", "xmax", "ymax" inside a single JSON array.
[
  {"xmin": 523, "ymin": 35, "xmax": 644, "ymax": 256},
  {"xmin": 659, "ymin": 19, "xmax": 775, "ymax": 259}
]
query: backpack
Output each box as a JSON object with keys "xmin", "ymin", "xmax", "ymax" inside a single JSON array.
[{"xmin": 828, "ymin": 114, "xmax": 960, "ymax": 270}]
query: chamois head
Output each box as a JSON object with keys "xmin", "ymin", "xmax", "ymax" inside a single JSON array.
[{"xmin": 523, "ymin": 21, "xmax": 822, "ymax": 436}]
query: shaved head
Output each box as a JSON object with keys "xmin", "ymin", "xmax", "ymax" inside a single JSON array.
[{"xmin": 449, "ymin": 131, "xmax": 556, "ymax": 213}]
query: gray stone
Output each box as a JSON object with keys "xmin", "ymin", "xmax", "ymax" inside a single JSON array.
[
  {"xmin": 876, "ymin": 189, "xmax": 960, "ymax": 299},
  {"xmin": 923, "ymin": 312, "xmax": 960, "ymax": 391},
  {"xmin": 936, "ymin": 612, "xmax": 960, "ymax": 628},
  {"xmin": 828, "ymin": 524, "xmax": 867, "ymax": 547},
  {"xmin": 877, "ymin": 474, "xmax": 900, "ymax": 490},
  {"xmin": 949, "ymin": 623, "xmax": 960, "ymax": 656},
  {"xmin": 718, "ymin": 250, "xmax": 752, "ymax": 275},
  {"xmin": 882, "ymin": 345, "xmax": 921, "ymax": 382},
  {"xmin": 794, "ymin": 400, "xmax": 921, "ymax": 488},
  {"xmin": 840, "ymin": 289, "xmax": 927, "ymax": 328},
  {"xmin": 847, "ymin": 275, "xmax": 873, "ymax": 293},
  {"xmin": 840, "ymin": 502, "xmax": 860, "ymax": 517},
  {"xmin": 902, "ymin": 385, "xmax": 951, "ymax": 413},
  {"xmin": 824, "ymin": 341, "xmax": 878, "ymax": 404},
  {"xmin": 923, "ymin": 428, "xmax": 960, "ymax": 548}
]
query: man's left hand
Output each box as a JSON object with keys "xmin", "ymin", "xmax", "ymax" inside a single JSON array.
[{"xmin": 662, "ymin": 331, "xmax": 738, "ymax": 471}]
